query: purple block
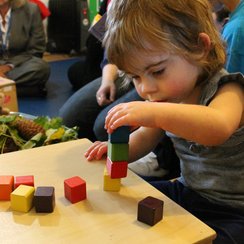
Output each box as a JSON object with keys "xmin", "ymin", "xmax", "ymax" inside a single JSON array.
[
  {"xmin": 34, "ymin": 186, "xmax": 55, "ymax": 213},
  {"xmin": 137, "ymin": 196, "xmax": 164, "ymax": 226}
]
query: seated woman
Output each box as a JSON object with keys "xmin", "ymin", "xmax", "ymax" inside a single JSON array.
[{"xmin": 0, "ymin": 0, "xmax": 50, "ymax": 97}]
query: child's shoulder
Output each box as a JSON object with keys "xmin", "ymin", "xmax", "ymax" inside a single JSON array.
[{"xmin": 199, "ymin": 70, "xmax": 244, "ymax": 105}]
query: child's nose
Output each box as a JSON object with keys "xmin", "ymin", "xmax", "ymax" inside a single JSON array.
[{"xmin": 140, "ymin": 78, "xmax": 157, "ymax": 94}]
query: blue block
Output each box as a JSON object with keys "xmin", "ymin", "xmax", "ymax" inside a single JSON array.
[{"xmin": 108, "ymin": 126, "xmax": 130, "ymax": 143}]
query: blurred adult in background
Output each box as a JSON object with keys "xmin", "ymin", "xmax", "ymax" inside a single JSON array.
[
  {"xmin": 210, "ymin": 0, "xmax": 244, "ymax": 73},
  {"xmin": 0, "ymin": 0, "xmax": 50, "ymax": 97},
  {"xmin": 60, "ymin": 61, "xmax": 142, "ymax": 141},
  {"xmin": 67, "ymin": 0, "xmax": 110, "ymax": 90},
  {"xmin": 212, "ymin": 6, "xmax": 230, "ymax": 32}
]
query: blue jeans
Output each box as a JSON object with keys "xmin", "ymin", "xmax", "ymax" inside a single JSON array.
[
  {"xmin": 150, "ymin": 180, "xmax": 244, "ymax": 244},
  {"xmin": 59, "ymin": 76, "xmax": 142, "ymax": 141}
]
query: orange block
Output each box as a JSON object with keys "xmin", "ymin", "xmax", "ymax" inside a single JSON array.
[{"xmin": 0, "ymin": 175, "xmax": 14, "ymax": 200}]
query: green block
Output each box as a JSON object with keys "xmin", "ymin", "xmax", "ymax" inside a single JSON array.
[{"xmin": 108, "ymin": 142, "xmax": 129, "ymax": 161}]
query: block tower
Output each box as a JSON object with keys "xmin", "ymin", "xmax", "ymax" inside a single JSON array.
[{"xmin": 104, "ymin": 126, "xmax": 130, "ymax": 191}]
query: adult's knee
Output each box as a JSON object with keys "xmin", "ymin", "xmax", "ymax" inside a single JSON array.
[{"xmin": 35, "ymin": 60, "xmax": 51, "ymax": 84}]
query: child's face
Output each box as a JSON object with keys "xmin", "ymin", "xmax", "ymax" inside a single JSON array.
[{"xmin": 125, "ymin": 50, "xmax": 202, "ymax": 104}]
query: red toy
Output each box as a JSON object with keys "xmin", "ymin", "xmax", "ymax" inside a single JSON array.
[
  {"xmin": 14, "ymin": 175, "xmax": 34, "ymax": 189},
  {"xmin": 106, "ymin": 157, "xmax": 128, "ymax": 179},
  {"xmin": 64, "ymin": 176, "xmax": 86, "ymax": 204},
  {"xmin": 0, "ymin": 175, "xmax": 14, "ymax": 200}
]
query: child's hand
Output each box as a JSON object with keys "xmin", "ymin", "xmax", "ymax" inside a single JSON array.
[
  {"xmin": 84, "ymin": 141, "xmax": 108, "ymax": 161},
  {"xmin": 105, "ymin": 101, "xmax": 155, "ymax": 134}
]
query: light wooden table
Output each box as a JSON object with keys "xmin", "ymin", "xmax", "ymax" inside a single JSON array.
[{"xmin": 0, "ymin": 139, "xmax": 216, "ymax": 244}]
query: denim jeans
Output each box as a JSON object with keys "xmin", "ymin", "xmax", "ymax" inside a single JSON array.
[{"xmin": 59, "ymin": 76, "xmax": 142, "ymax": 141}]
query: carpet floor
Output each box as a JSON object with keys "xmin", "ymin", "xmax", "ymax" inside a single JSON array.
[{"xmin": 18, "ymin": 57, "xmax": 81, "ymax": 118}]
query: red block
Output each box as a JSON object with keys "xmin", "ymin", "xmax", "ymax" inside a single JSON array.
[
  {"xmin": 64, "ymin": 176, "xmax": 86, "ymax": 203},
  {"xmin": 0, "ymin": 175, "xmax": 14, "ymax": 200},
  {"xmin": 14, "ymin": 175, "xmax": 34, "ymax": 189},
  {"xmin": 106, "ymin": 157, "xmax": 128, "ymax": 179}
]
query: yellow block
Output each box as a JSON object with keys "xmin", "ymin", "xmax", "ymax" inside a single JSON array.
[
  {"xmin": 103, "ymin": 167, "xmax": 121, "ymax": 192},
  {"xmin": 11, "ymin": 185, "xmax": 35, "ymax": 212}
]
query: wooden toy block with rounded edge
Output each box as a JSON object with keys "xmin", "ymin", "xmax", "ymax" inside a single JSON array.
[
  {"xmin": 0, "ymin": 175, "xmax": 14, "ymax": 200},
  {"xmin": 34, "ymin": 186, "xmax": 55, "ymax": 213},
  {"xmin": 108, "ymin": 126, "xmax": 130, "ymax": 143},
  {"xmin": 108, "ymin": 142, "xmax": 129, "ymax": 162},
  {"xmin": 10, "ymin": 185, "xmax": 35, "ymax": 212},
  {"xmin": 64, "ymin": 176, "xmax": 86, "ymax": 204},
  {"xmin": 14, "ymin": 175, "xmax": 34, "ymax": 189},
  {"xmin": 103, "ymin": 167, "xmax": 121, "ymax": 192},
  {"xmin": 106, "ymin": 156, "xmax": 128, "ymax": 179},
  {"xmin": 137, "ymin": 196, "xmax": 164, "ymax": 226}
]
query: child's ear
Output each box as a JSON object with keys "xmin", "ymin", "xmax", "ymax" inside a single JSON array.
[{"xmin": 198, "ymin": 32, "xmax": 211, "ymax": 55}]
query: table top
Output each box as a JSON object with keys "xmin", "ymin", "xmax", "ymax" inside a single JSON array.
[{"xmin": 0, "ymin": 139, "xmax": 216, "ymax": 244}]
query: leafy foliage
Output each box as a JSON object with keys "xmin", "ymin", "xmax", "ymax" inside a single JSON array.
[{"xmin": 0, "ymin": 115, "xmax": 78, "ymax": 154}]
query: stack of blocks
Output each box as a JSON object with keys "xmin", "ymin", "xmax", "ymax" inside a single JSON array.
[
  {"xmin": 0, "ymin": 175, "xmax": 55, "ymax": 213},
  {"xmin": 104, "ymin": 126, "xmax": 130, "ymax": 191}
]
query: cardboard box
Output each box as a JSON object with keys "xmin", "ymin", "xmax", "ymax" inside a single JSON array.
[{"xmin": 0, "ymin": 77, "xmax": 18, "ymax": 112}]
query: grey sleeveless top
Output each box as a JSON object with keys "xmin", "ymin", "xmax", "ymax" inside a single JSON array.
[{"xmin": 166, "ymin": 69, "xmax": 244, "ymax": 210}]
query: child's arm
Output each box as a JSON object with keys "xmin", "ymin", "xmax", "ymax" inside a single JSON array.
[
  {"xmin": 128, "ymin": 127, "xmax": 163, "ymax": 162},
  {"xmin": 105, "ymin": 82, "xmax": 244, "ymax": 146}
]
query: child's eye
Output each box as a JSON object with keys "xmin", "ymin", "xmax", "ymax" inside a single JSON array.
[{"xmin": 152, "ymin": 69, "xmax": 165, "ymax": 76}]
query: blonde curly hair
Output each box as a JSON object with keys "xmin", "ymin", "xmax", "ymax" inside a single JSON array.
[{"xmin": 104, "ymin": 0, "xmax": 226, "ymax": 80}]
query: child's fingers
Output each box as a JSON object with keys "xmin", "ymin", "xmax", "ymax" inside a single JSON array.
[
  {"xmin": 84, "ymin": 141, "xmax": 101, "ymax": 157},
  {"xmin": 94, "ymin": 143, "xmax": 108, "ymax": 160},
  {"xmin": 84, "ymin": 141, "xmax": 108, "ymax": 161},
  {"xmin": 105, "ymin": 106, "xmax": 123, "ymax": 131}
]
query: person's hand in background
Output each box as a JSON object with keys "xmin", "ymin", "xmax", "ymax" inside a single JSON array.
[{"xmin": 96, "ymin": 64, "xmax": 118, "ymax": 106}]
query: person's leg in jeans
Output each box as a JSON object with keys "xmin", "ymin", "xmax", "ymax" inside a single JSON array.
[
  {"xmin": 59, "ymin": 77, "xmax": 134, "ymax": 141},
  {"xmin": 150, "ymin": 180, "xmax": 244, "ymax": 244},
  {"xmin": 59, "ymin": 77, "xmax": 102, "ymax": 141}
]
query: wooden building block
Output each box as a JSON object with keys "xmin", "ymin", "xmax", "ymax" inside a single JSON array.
[
  {"xmin": 11, "ymin": 185, "xmax": 35, "ymax": 212},
  {"xmin": 0, "ymin": 175, "xmax": 14, "ymax": 200},
  {"xmin": 14, "ymin": 175, "xmax": 34, "ymax": 189},
  {"xmin": 108, "ymin": 142, "xmax": 129, "ymax": 162},
  {"xmin": 137, "ymin": 196, "xmax": 164, "ymax": 226},
  {"xmin": 108, "ymin": 126, "xmax": 130, "ymax": 143},
  {"xmin": 106, "ymin": 157, "xmax": 128, "ymax": 179},
  {"xmin": 34, "ymin": 186, "xmax": 55, "ymax": 213},
  {"xmin": 103, "ymin": 167, "xmax": 121, "ymax": 192},
  {"xmin": 64, "ymin": 176, "xmax": 86, "ymax": 203}
]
